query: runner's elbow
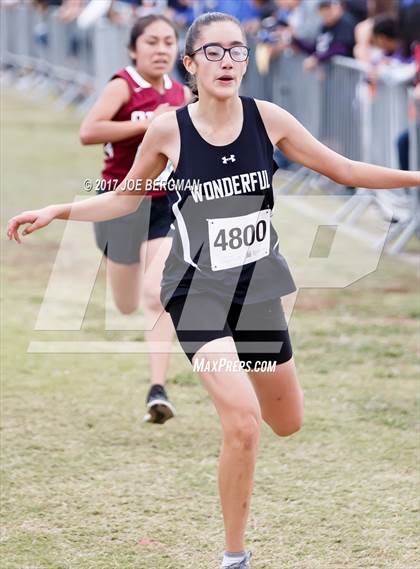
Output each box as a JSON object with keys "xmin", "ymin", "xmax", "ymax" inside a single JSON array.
[
  {"xmin": 115, "ymin": 194, "xmax": 142, "ymax": 216},
  {"xmin": 330, "ymin": 158, "xmax": 353, "ymax": 186},
  {"xmin": 79, "ymin": 127, "xmax": 94, "ymax": 145},
  {"xmin": 79, "ymin": 124, "xmax": 99, "ymax": 145}
]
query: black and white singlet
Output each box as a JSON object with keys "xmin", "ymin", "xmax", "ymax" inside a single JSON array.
[{"xmin": 160, "ymin": 96, "xmax": 297, "ymax": 308}]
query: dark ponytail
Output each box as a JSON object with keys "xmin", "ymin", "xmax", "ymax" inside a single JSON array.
[{"xmin": 184, "ymin": 12, "xmax": 245, "ymax": 101}]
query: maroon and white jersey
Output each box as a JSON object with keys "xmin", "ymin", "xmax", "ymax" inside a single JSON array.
[{"xmin": 101, "ymin": 66, "xmax": 186, "ymax": 197}]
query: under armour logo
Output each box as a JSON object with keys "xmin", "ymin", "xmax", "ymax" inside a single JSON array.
[{"xmin": 222, "ymin": 154, "xmax": 236, "ymax": 164}]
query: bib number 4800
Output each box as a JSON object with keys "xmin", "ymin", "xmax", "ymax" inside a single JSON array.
[
  {"xmin": 214, "ymin": 219, "xmax": 267, "ymax": 251},
  {"xmin": 208, "ymin": 209, "xmax": 271, "ymax": 271}
]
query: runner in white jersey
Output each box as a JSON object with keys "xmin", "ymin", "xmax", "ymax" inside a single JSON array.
[{"xmin": 7, "ymin": 12, "xmax": 420, "ymax": 569}]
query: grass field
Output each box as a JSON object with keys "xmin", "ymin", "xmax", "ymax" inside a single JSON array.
[{"xmin": 1, "ymin": 91, "xmax": 419, "ymax": 569}]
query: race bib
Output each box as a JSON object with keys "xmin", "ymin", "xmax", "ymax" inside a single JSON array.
[{"xmin": 208, "ymin": 209, "xmax": 271, "ymax": 271}]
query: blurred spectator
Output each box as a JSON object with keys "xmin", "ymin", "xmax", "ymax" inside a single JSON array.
[
  {"xmin": 292, "ymin": 0, "xmax": 356, "ymax": 71},
  {"xmin": 254, "ymin": 0, "xmax": 278, "ymax": 20},
  {"xmin": 109, "ymin": 0, "xmax": 167, "ymax": 24},
  {"xmin": 254, "ymin": 0, "xmax": 322, "ymax": 74},
  {"xmin": 396, "ymin": 44, "xmax": 419, "ymax": 174},
  {"xmin": 56, "ymin": 0, "xmax": 94, "ymax": 65},
  {"xmin": 357, "ymin": 12, "xmax": 416, "ymax": 136},
  {"xmin": 57, "ymin": 0, "xmax": 84, "ymax": 22},
  {"xmin": 32, "ymin": 0, "xmax": 64, "ymax": 49},
  {"xmin": 397, "ymin": 128, "xmax": 410, "ymax": 171},
  {"xmin": 271, "ymin": 0, "xmax": 299, "ymax": 25},
  {"xmin": 33, "ymin": 0, "xmax": 63, "ymax": 8},
  {"xmin": 260, "ymin": 1, "xmax": 321, "ymax": 48},
  {"xmin": 342, "ymin": 0, "xmax": 367, "ymax": 23},
  {"xmin": 370, "ymin": 4, "xmax": 420, "ymax": 170},
  {"xmin": 287, "ymin": 0, "xmax": 322, "ymax": 43},
  {"xmin": 255, "ymin": 0, "xmax": 295, "ymax": 60},
  {"xmin": 77, "ymin": 0, "xmax": 112, "ymax": 29},
  {"xmin": 398, "ymin": 0, "xmax": 420, "ymax": 58},
  {"xmin": 353, "ymin": 0, "xmax": 396, "ymax": 63},
  {"xmin": 136, "ymin": 0, "xmax": 167, "ymax": 16},
  {"xmin": 108, "ymin": 0, "xmax": 139, "ymax": 25},
  {"xmin": 166, "ymin": 0, "xmax": 195, "ymax": 28},
  {"xmin": 244, "ymin": 0, "xmax": 278, "ymax": 34},
  {"xmin": 417, "ymin": 44, "xmax": 420, "ymax": 87},
  {"xmin": 371, "ymin": 16, "xmax": 403, "ymax": 60},
  {"xmin": 165, "ymin": 0, "xmax": 196, "ymax": 83},
  {"xmin": 367, "ymin": 15, "xmax": 416, "ymax": 96},
  {"xmin": 201, "ymin": 0, "xmax": 260, "ymax": 21},
  {"xmin": 370, "ymin": 15, "xmax": 416, "ymax": 71},
  {"xmin": 195, "ymin": 0, "xmax": 271, "ymax": 33}
]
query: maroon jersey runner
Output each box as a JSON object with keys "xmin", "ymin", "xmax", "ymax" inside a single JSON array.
[{"xmin": 101, "ymin": 65, "xmax": 186, "ymax": 197}]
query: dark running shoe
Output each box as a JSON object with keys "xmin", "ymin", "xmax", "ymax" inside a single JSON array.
[
  {"xmin": 221, "ymin": 551, "xmax": 252, "ymax": 569},
  {"xmin": 143, "ymin": 384, "xmax": 176, "ymax": 425}
]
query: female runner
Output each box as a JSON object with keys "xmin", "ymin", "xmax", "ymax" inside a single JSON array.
[
  {"xmin": 79, "ymin": 14, "xmax": 190, "ymax": 424},
  {"xmin": 7, "ymin": 11, "xmax": 420, "ymax": 569}
]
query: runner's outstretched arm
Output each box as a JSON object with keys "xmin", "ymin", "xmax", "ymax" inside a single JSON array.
[
  {"xmin": 257, "ymin": 100, "xmax": 420, "ymax": 189},
  {"xmin": 7, "ymin": 116, "xmax": 170, "ymax": 243}
]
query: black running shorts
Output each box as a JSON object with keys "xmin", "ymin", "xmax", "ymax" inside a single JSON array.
[
  {"xmin": 166, "ymin": 293, "xmax": 293, "ymax": 368},
  {"xmin": 94, "ymin": 195, "xmax": 172, "ymax": 264}
]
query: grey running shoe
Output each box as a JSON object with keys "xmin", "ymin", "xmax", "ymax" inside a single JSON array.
[
  {"xmin": 221, "ymin": 551, "xmax": 252, "ymax": 569},
  {"xmin": 143, "ymin": 384, "xmax": 176, "ymax": 424}
]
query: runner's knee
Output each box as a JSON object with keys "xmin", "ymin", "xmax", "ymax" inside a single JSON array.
[
  {"xmin": 270, "ymin": 416, "xmax": 303, "ymax": 438},
  {"xmin": 269, "ymin": 390, "xmax": 304, "ymax": 437},
  {"xmin": 114, "ymin": 296, "xmax": 139, "ymax": 315},
  {"xmin": 223, "ymin": 410, "xmax": 262, "ymax": 451}
]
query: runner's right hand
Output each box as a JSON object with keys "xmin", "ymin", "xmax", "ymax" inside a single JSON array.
[{"xmin": 7, "ymin": 206, "xmax": 57, "ymax": 244}]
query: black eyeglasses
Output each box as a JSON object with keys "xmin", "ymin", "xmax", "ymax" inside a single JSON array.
[{"xmin": 189, "ymin": 43, "xmax": 250, "ymax": 62}]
